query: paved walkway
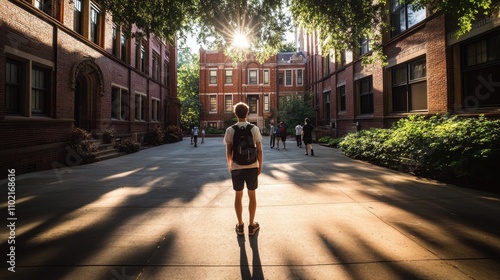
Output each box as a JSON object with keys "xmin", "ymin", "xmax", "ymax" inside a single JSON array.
[{"xmin": 1, "ymin": 137, "xmax": 499, "ymax": 280}]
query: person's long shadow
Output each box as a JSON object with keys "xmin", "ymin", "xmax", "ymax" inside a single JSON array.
[{"xmin": 238, "ymin": 231, "xmax": 264, "ymax": 279}]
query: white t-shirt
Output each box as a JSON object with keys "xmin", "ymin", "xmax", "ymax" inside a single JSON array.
[
  {"xmin": 224, "ymin": 122, "xmax": 262, "ymax": 170},
  {"xmin": 295, "ymin": 125, "xmax": 303, "ymax": 135}
]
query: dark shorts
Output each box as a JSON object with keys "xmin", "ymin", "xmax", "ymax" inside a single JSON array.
[
  {"xmin": 280, "ymin": 135, "xmax": 286, "ymax": 141},
  {"xmin": 231, "ymin": 168, "xmax": 258, "ymax": 191},
  {"xmin": 304, "ymin": 138, "xmax": 312, "ymax": 144}
]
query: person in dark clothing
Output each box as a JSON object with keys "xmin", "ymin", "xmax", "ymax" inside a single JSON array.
[
  {"xmin": 269, "ymin": 123, "xmax": 276, "ymax": 148},
  {"xmin": 302, "ymin": 118, "xmax": 314, "ymax": 156}
]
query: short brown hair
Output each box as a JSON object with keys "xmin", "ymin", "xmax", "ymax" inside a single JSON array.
[{"xmin": 234, "ymin": 102, "xmax": 249, "ymax": 119}]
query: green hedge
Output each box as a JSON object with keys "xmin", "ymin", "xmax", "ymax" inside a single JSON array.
[{"xmin": 338, "ymin": 114, "xmax": 500, "ymax": 190}]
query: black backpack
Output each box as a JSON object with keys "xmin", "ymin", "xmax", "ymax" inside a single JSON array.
[{"xmin": 232, "ymin": 124, "xmax": 257, "ymax": 165}]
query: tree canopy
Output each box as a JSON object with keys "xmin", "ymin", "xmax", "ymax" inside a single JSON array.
[
  {"xmin": 176, "ymin": 47, "xmax": 201, "ymax": 129},
  {"xmin": 102, "ymin": 0, "xmax": 499, "ymax": 62}
]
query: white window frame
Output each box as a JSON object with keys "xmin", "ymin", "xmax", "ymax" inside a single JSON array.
[
  {"xmin": 135, "ymin": 92, "xmax": 147, "ymax": 121},
  {"xmin": 151, "ymin": 98, "xmax": 160, "ymax": 122},
  {"xmin": 263, "ymin": 69, "xmax": 270, "ymax": 85},
  {"xmin": 111, "ymin": 85, "xmax": 129, "ymax": 120},
  {"xmin": 285, "ymin": 69, "xmax": 293, "ymax": 86},
  {"xmin": 209, "ymin": 95, "xmax": 217, "ymax": 113},
  {"xmin": 296, "ymin": 69, "xmax": 303, "ymax": 86},
  {"xmin": 248, "ymin": 69, "xmax": 258, "ymax": 85},
  {"xmin": 209, "ymin": 69, "xmax": 217, "ymax": 85}
]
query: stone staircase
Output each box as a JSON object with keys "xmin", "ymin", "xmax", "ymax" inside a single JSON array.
[{"xmin": 91, "ymin": 139, "xmax": 126, "ymax": 161}]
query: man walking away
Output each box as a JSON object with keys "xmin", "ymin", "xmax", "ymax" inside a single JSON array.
[
  {"xmin": 193, "ymin": 126, "xmax": 199, "ymax": 147},
  {"xmin": 295, "ymin": 123, "xmax": 303, "ymax": 148},
  {"xmin": 269, "ymin": 123, "xmax": 276, "ymax": 148},
  {"xmin": 224, "ymin": 102, "xmax": 263, "ymax": 236},
  {"xmin": 302, "ymin": 118, "xmax": 314, "ymax": 156}
]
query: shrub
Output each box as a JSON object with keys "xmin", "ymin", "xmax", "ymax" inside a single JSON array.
[
  {"xmin": 206, "ymin": 127, "xmax": 225, "ymax": 134},
  {"xmin": 327, "ymin": 137, "xmax": 344, "ymax": 148},
  {"xmin": 118, "ymin": 138, "xmax": 141, "ymax": 153},
  {"xmin": 338, "ymin": 114, "xmax": 500, "ymax": 190},
  {"xmin": 69, "ymin": 127, "xmax": 97, "ymax": 164},
  {"xmin": 165, "ymin": 125, "xmax": 184, "ymax": 143},
  {"xmin": 318, "ymin": 136, "xmax": 331, "ymax": 143},
  {"xmin": 144, "ymin": 125, "xmax": 165, "ymax": 146}
]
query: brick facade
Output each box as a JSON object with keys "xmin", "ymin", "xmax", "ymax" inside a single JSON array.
[
  {"xmin": 199, "ymin": 49, "xmax": 306, "ymax": 131},
  {"xmin": 0, "ymin": 0, "xmax": 179, "ymax": 175},
  {"xmin": 301, "ymin": 4, "xmax": 500, "ymax": 137}
]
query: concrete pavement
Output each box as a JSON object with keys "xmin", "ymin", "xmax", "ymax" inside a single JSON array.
[{"xmin": 1, "ymin": 136, "xmax": 499, "ymax": 280}]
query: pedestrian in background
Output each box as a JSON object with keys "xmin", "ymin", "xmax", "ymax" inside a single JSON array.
[
  {"xmin": 201, "ymin": 127, "xmax": 205, "ymax": 144},
  {"xmin": 302, "ymin": 118, "xmax": 314, "ymax": 156},
  {"xmin": 269, "ymin": 123, "xmax": 276, "ymax": 148},
  {"xmin": 277, "ymin": 122, "xmax": 287, "ymax": 150},
  {"xmin": 295, "ymin": 123, "xmax": 303, "ymax": 148},
  {"xmin": 193, "ymin": 126, "xmax": 199, "ymax": 147},
  {"xmin": 190, "ymin": 126, "xmax": 194, "ymax": 145}
]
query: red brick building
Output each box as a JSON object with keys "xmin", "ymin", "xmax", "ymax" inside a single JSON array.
[
  {"xmin": 300, "ymin": 1, "xmax": 500, "ymax": 137},
  {"xmin": 199, "ymin": 49, "xmax": 306, "ymax": 131},
  {"xmin": 1, "ymin": 0, "xmax": 179, "ymax": 175}
]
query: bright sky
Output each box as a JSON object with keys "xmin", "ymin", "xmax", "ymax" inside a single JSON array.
[{"xmin": 182, "ymin": 31, "xmax": 295, "ymax": 54}]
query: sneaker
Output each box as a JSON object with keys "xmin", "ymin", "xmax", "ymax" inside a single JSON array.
[
  {"xmin": 305, "ymin": 153, "xmax": 308, "ymax": 155},
  {"xmin": 248, "ymin": 222, "xmax": 260, "ymax": 236},
  {"xmin": 236, "ymin": 223, "xmax": 244, "ymax": 236},
  {"xmin": 311, "ymin": 149, "xmax": 314, "ymax": 156}
]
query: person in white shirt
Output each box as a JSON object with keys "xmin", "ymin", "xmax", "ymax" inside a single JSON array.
[{"xmin": 295, "ymin": 123, "xmax": 303, "ymax": 148}]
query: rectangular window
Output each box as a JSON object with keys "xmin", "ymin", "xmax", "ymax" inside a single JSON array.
[
  {"xmin": 32, "ymin": 67, "xmax": 49, "ymax": 115},
  {"xmin": 225, "ymin": 95, "xmax": 232, "ymax": 112},
  {"xmin": 152, "ymin": 52, "xmax": 160, "ymax": 81},
  {"xmin": 6, "ymin": 60, "xmax": 21, "ymax": 115},
  {"xmin": 90, "ymin": 3, "xmax": 101, "ymax": 44},
  {"xmin": 112, "ymin": 25, "xmax": 118, "ymax": 57},
  {"xmin": 209, "ymin": 69, "xmax": 217, "ymax": 85},
  {"xmin": 36, "ymin": 0, "xmax": 61, "ymax": 20},
  {"xmin": 225, "ymin": 69, "xmax": 233, "ymax": 84},
  {"xmin": 209, "ymin": 95, "xmax": 217, "ymax": 112},
  {"xmin": 152, "ymin": 99, "xmax": 160, "ymax": 122},
  {"xmin": 323, "ymin": 91, "xmax": 331, "ymax": 121},
  {"xmin": 392, "ymin": 58, "xmax": 427, "ymax": 112},
  {"xmin": 278, "ymin": 73, "xmax": 283, "ymax": 85},
  {"xmin": 263, "ymin": 69, "xmax": 270, "ymax": 85},
  {"xmin": 358, "ymin": 76, "xmax": 373, "ymax": 114},
  {"xmin": 135, "ymin": 94, "xmax": 146, "ymax": 120},
  {"xmin": 73, "ymin": 0, "xmax": 83, "ymax": 34},
  {"xmin": 390, "ymin": 0, "xmax": 426, "ymax": 37},
  {"xmin": 120, "ymin": 30, "xmax": 127, "ymax": 62},
  {"xmin": 249, "ymin": 96, "xmax": 257, "ymax": 113},
  {"xmin": 323, "ymin": 55, "xmax": 330, "ymax": 76},
  {"xmin": 297, "ymin": 69, "xmax": 303, "ymax": 86},
  {"xmin": 111, "ymin": 87, "xmax": 119, "ymax": 119},
  {"xmin": 338, "ymin": 85, "xmax": 346, "ymax": 112},
  {"xmin": 249, "ymin": 69, "xmax": 258, "ymax": 84},
  {"xmin": 285, "ymin": 70, "xmax": 292, "ymax": 86},
  {"xmin": 111, "ymin": 87, "xmax": 129, "ymax": 120},
  {"xmin": 462, "ymin": 32, "xmax": 500, "ymax": 108},
  {"xmin": 164, "ymin": 61, "xmax": 170, "ymax": 86},
  {"xmin": 264, "ymin": 94, "xmax": 269, "ymax": 111},
  {"xmin": 136, "ymin": 40, "xmax": 146, "ymax": 72},
  {"xmin": 360, "ymin": 36, "xmax": 370, "ymax": 56}
]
